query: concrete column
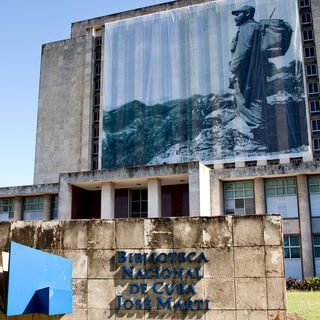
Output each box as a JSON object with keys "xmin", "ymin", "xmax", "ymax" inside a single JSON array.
[
  {"xmin": 254, "ymin": 178, "xmax": 266, "ymax": 215},
  {"xmin": 297, "ymin": 174, "xmax": 314, "ymax": 279},
  {"xmin": 58, "ymin": 177, "xmax": 72, "ymax": 220},
  {"xmin": 13, "ymin": 196, "xmax": 23, "ymax": 220},
  {"xmin": 43, "ymin": 194, "xmax": 52, "ymax": 221},
  {"xmin": 101, "ymin": 182, "xmax": 115, "ymax": 219},
  {"xmin": 148, "ymin": 178, "xmax": 162, "ymax": 218},
  {"xmin": 188, "ymin": 162, "xmax": 211, "ymax": 217},
  {"xmin": 212, "ymin": 176, "xmax": 224, "ymax": 216}
]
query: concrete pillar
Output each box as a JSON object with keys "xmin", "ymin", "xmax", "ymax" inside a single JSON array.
[
  {"xmin": 13, "ymin": 196, "xmax": 23, "ymax": 220},
  {"xmin": 254, "ymin": 178, "xmax": 266, "ymax": 215},
  {"xmin": 188, "ymin": 162, "xmax": 211, "ymax": 217},
  {"xmin": 43, "ymin": 194, "xmax": 52, "ymax": 221},
  {"xmin": 58, "ymin": 177, "xmax": 72, "ymax": 220},
  {"xmin": 101, "ymin": 182, "xmax": 115, "ymax": 219},
  {"xmin": 212, "ymin": 176, "xmax": 224, "ymax": 216},
  {"xmin": 148, "ymin": 178, "xmax": 162, "ymax": 218},
  {"xmin": 297, "ymin": 174, "xmax": 314, "ymax": 279}
]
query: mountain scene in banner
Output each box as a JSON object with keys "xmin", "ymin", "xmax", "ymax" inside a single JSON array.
[{"xmin": 101, "ymin": 60, "xmax": 308, "ymax": 169}]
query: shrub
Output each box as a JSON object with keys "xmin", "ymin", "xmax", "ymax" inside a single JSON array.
[
  {"xmin": 304, "ymin": 277, "xmax": 320, "ymax": 291},
  {"xmin": 286, "ymin": 277, "xmax": 320, "ymax": 291}
]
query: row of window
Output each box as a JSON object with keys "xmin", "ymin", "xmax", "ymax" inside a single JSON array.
[
  {"xmin": 91, "ymin": 36, "xmax": 102, "ymax": 171},
  {"xmin": 6, "ymin": 176, "xmax": 320, "ymax": 220},
  {"xmin": 0, "ymin": 191, "xmax": 148, "ymax": 220},
  {"xmin": 298, "ymin": 2, "xmax": 320, "ymax": 159},
  {"xmin": 224, "ymin": 176, "xmax": 320, "ymax": 218},
  {"xmin": 0, "ymin": 196, "xmax": 58, "ymax": 221}
]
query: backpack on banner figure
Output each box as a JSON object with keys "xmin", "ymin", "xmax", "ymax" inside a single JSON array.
[{"xmin": 260, "ymin": 8, "xmax": 293, "ymax": 58}]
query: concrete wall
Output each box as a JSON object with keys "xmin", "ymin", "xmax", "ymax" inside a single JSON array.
[
  {"xmin": 34, "ymin": 35, "xmax": 93, "ymax": 185},
  {"xmin": 0, "ymin": 215, "xmax": 286, "ymax": 320}
]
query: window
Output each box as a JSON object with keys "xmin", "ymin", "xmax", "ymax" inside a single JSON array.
[
  {"xmin": 310, "ymin": 100, "xmax": 320, "ymax": 113},
  {"xmin": 299, "ymin": 0, "xmax": 310, "ymax": 8},
  {"xmin": 224, "ymin": 163, "xmax": 235, "ymax": 169},
  {"xmin": 308, "ymin": 176, "xmax": 320, "ymax": 216},
  {"xmin": 265, "ymin": 178, "xmax": 298, "ymax": 218},
  {"xmin": 94, "ymin": 94, "xmax": 100, "ymax": 106},
  {"xmin": 92, "ymin": 158, "xmax": 98, "ymax": 170},
  {"xmin": 224, "ymin": 181, "xmax": 254, "ymax": 215},
  {"xmin": 305, "ymin": 47, "xmax": 315, "ymax": 59},
  {"xmin": 130, "ymin": 189, "xmax": 148, "ymax": 218},
  {"xmin": 313, "ymin": 139, "xmax": 320, "ymax": 152},
  {"xmin": 301, "ymin": 13, "xmax": 312, "ymax": 26},
  {"xmin": 245, "ymin": 161, "xmax": 257, "ymax": 167},
  {"xmin": 306, "ymin": 64, "xmax": 318, "ymax": 77},
  {"xmin": 0, "ymin": 198, "xmax": 14, "ymax": 221},
  {"xmin": 313, "ymin": 235, "xmax": 320, "ymax": 258},
  {"xmin": 312, "ymin": 119, "xmax": 320, "ymax": 135},
  {"xmin": 95, "ymin": 50, "xmax": 101, "ymax": 61},
  {"xmin": 314, "ymin": 235, "xmax": 320, "ymax": 277},
  {"xmin": 284, "ymin": 235, "xmax": 301, "ymax": 258},
  {"xmin": 95, "ymin": 37, "xmax": 102, "ymax": 46},
  {"xmin": 95, "ymin": 63, "xmax": 101, "ymax": 76},
  {"xmin": 92, "ymin": 142, "xmax": 99, "ymax": 155},
  {"xmin": 290, "ymin": 157, "xmax": 302, "ymax": 165},
  {"xmin": 23, "ymin": 196, "xmax": 43, "ymax": 221},
  {"xmin": 93, "ymin": 109, "xmax": 100, "ymax": 124},
  {"xmin": 308, "ymin": 82, "xmax": 319, "ymax": 96},
  {"xmin": 268, "ymin": 159, "xmax": 279, "ymax": 165},
  {"xmin": 303, "ymin": 30, "xmax": 314, "ymax": 43},
  {"xmin": 94, "ymin": 79, "xmax": 100, "ymax": 92},
  {"xmin": 52, "ymin": 195, "xmax": 58, "ymax": 220},
  {"xmin": 93, "ymin": 126, "xmax": 99, "ymax": 139}
]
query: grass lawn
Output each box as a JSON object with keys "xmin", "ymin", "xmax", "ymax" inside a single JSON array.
[{"xmin": 287, "ymin": 291, "xmax": 320, "ymax": 320}]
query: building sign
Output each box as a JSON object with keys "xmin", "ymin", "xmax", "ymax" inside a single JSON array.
[
  {"xmin": 102, "ymin": 0, "xmax": 309, "ymax": 169},
  {"xmin": 116, "ymin": 251, "xmax": 210, "ymax": 311}
]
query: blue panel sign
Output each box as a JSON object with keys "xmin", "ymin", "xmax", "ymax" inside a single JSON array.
[{"xmin": 6, "ymin": 242, "xmax": 72, "ymax": 316}]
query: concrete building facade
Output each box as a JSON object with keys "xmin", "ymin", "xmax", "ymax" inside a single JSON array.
[{"xmin": 1, "ymin": 0, "xmax": 320, "ymax": 281}]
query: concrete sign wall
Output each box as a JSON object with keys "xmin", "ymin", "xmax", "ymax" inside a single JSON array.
[{"xmin": 0, "ymin": 215, "xmax": 287, "ymax": 320}]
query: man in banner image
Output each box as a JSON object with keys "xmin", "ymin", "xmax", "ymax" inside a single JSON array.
[{"xmin": 229, "ymin": 5, "xmax": 267, "ymax": 146}]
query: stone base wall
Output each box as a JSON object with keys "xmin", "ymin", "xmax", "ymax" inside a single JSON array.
[{"xmin": 0, "ymin": 215, "xmax": 286, "ymax": 320}]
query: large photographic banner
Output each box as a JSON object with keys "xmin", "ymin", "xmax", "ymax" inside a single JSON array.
[{"xmin": 102, "ymin": 0, "xmax": 309, "ymax": 169}]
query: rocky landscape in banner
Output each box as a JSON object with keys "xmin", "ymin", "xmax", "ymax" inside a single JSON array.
[{"xmin": 102, "ymin": 60, "xmax": 308, "ymax": 169}]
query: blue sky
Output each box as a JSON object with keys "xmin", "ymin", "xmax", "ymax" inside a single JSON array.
[{"xmin": 0, "ymin": 0, "xmax": 173, "ymax": 187}]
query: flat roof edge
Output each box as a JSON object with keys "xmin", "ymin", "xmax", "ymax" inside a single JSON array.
[{"xmin": 0, "ymin": 183, "xmax": 59, "ymax": 198}]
